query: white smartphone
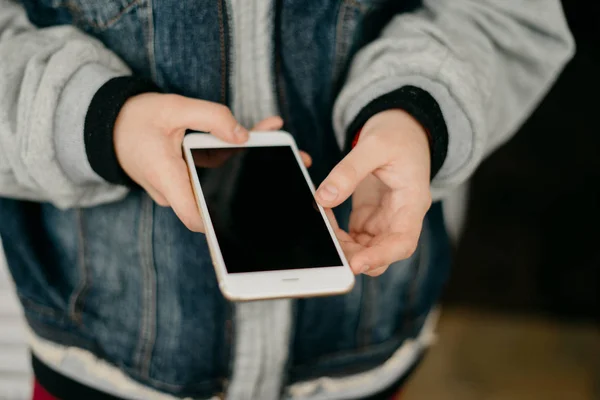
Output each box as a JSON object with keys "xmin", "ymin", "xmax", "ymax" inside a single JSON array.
[{"xmin": 183, "ymin": 131, "xmax": 355, "ymax": 301}]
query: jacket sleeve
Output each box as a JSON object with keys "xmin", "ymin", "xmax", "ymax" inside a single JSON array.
[
  {"xmin": 334, "ymin": 0, "xmax": 575, "ymax": 199},
  {"xmin": 0, "ymin": 0, "xmax": 137, "ymax": 208}
]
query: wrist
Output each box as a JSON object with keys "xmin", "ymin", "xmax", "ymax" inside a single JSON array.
[
  {"xmin": 363, "ymin": 109, "xmax": 432, "ymax": 165},
  {"xmin": 84, "ymin": 76, "xmax": 160, "ymax": 186},
  {"xmin": 352, "ymin": 109, "xmax": 431, "ymax": 150},
  {"xmin": 345, "ymin": 86, "xmax": 448, "ymax": 179}
]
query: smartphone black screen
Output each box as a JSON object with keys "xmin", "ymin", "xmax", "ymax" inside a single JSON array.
[{"xmin": 192, "ymin": 146, "xmax": 343, "ymax": 274}]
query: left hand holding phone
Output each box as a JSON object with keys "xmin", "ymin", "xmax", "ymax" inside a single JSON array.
[
  {"xmin": 113, "ymin": 93, "xmax": 309, "ymax": 232},
  {"xmin": 316, "ymin": 109, "xmax": 432, "ymax": 276}
]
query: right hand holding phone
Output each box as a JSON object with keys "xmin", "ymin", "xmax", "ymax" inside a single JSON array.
[{"xmin": 113, "ymin": 93, "xmax": 310, "ymax": 232}]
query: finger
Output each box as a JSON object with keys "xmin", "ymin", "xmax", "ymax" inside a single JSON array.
[
  {"xmin": 358, "ymin": 209, "xmax": 425, "ymax": 274},
  {"xmin": 252, "ymin": 116, "xmax": 284, "ymax": 131},
  {"xmin": 336, "ymin": 232, "xmax": 362, "ymax": 270},
  {"xmin": 156, "ymin": 157, "xmax": 205, "ymax": 232},
  {"xmin": 249, "ymin": 117, "xmax": 311, "ymax": 167},
  {"xmin": 349, "ymin": 232, "xmax": 419, "ymax": 274},
  {"xmin": 168, "ymin": 96, "xmax": 248, "ymax": 144},
  {"xmin": 300, "ymin": 151, "xmax": 312, "ymax": 168},
  {"xmin": 364, "ymin": 210, "xmax": 391, "ymax": 236},
  {"xmin": 352, "ymin": 232, "xmax": 373, "ymax": 247},
  {"xmin": 145, "ymin": 186, "xmax": 169, "ymax": 207},
  {"xmin": 316, "ymin": 136, "xmax": 392, "ymax": 208},
  {"xmin": 364, "ymin": 265, "xmax": 389, "ymax": 277},
  {"xmin": 349, "ymin": 206, "xmax": 377, "ymax": 234},
  {"xmin": 324, "ymin": 208, "xmax": 341, "ymax": 230},
  {"xmin": 324, "ymin": 209, "xmax": 362, "ymax": 263},
  {"xmin": 193, "ymin": 148, "xmax": 243, "ymax": 168},
  {"xmin": 388, "ymin": 204, "xmax": 428, "ymax": 234}
]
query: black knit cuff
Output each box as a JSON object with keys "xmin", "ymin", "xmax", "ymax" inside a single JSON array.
[
  {"xmin": 84, "ymin": 76, "xmax": 160, "ymax": 186},
  {"xmin": 345, "ymin": 86, "xmax": 449, "ymax": 179}
]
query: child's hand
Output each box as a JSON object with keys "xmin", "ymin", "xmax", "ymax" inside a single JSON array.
[
  {"xmin": 316, "ymin": 109, "xmax": 432, "ymax": 276},
  {"xmin": 113, "ymin": 93, "xmax": 310, "ymax": 232},
  {"xmin": 114, "ymin": 93, "xmax": 311, "ymax": 232},
  {"xmin": 114, "ymin": 93, "xmax": 248, "ymax": 232}
]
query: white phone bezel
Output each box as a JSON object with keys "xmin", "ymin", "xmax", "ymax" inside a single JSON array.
[{"xmin": 183, "ymin": 131, "xmax": 355, "ymax": 301}]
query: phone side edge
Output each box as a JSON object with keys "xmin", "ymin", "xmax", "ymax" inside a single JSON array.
[{"xmin": 182, "ymin": 145, "xmax": 229, "ymax": 291}]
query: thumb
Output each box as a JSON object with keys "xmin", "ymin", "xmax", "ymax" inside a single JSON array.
[
  {"xmin": 315, "ymin": 137, "xmax": 386, "ymax": 208},
  {"xmin": 168, "ymin": 96, "xmax": 249, "ymax": 144},
  {"xmin": 252, "ymin": 116, "xmax": 284, "ymax": 131}
]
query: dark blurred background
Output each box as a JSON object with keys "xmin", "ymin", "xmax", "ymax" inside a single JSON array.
[
  {"xmin": 445, "ymin": 1, "xmax": 600, "ymax": 322},
  {"xmin": 406, "ymin": 3, "xmax": 600, "ymax": 399}
]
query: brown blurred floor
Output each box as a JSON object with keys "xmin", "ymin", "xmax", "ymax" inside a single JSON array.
[{"xmin": 404, "ymin": 307, "xmax": 600, "ymax": 400}]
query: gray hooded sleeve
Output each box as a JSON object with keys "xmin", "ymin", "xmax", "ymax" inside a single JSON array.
[
  {"xmin": 0, "ymin": 0, "xmax": 131, "ymax": 208},
  {"xmin": 334, "ymin": 0, "xmax": 575, "ymax": 200}
]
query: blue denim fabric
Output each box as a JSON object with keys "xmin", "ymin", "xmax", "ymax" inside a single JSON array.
[{"xmin": 1, "ymin": 0, "xmax": 450, "ymax": 397}]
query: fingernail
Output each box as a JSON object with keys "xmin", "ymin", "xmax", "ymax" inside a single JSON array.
[
  {"xmin": 360, "ymin": 265, "xmax": 371, "ymax": 274},
  {"xmin": 317, "ymin": 184, "xmax": 338, "ymax": 202},
  {"xmin": 233, "ymin": 124, "xmax": 247, "ymax": 138}
]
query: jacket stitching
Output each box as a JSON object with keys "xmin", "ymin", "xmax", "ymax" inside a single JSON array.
[
  {"xmin": 20, "ymin": 297, "xmax": 61, "ymax": 319},
  {"xmin": 217, "ymin": 0, "xmax": 227, "ymax": 104},
  {"xmin": 64, "ymin": 0, "xmax": 144, "ymax": 30},
  {"xmin": 345, "ymin": 0, "xmax": 368, "ymax": 12},
  {"xmin": 133, "ymin": 194, "xmax": 157, "ymax": 378},
  {"xmin": 67, "ymin": 209, "xmax": 90, "ymax": 325},
  {"xmin": 332, "ymin": 0, "xmax": 350, "ymax": 89},
  {"xmin": 274, "ymin": 0, "xmax": 290, "ymax": 126},
  {"xmin": 332, "ymin": 0, "xmax": 369, "ymax": 114},
  {"xmin": 143, "ymin": 0, "xmax": 158, "ymax": 81}
]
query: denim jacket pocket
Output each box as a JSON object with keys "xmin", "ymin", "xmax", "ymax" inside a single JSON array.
[
  {"xmin": 43, "ymin": 0, "xmax": 146, "ymax": 31},
  {"xmin": 72, "ymin": 191, "xmax": 228, "ymax": 396},
  {"xmin": 0, "ymin": 199, "xmax": 86, "ymax": 323},
  {"xmin": 20, "ymin": 0, "xmax": 153, "ymax": 80},
  {"xmin": 290, "ymin": 228, "xmax": 429, "ymax": 383}
]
